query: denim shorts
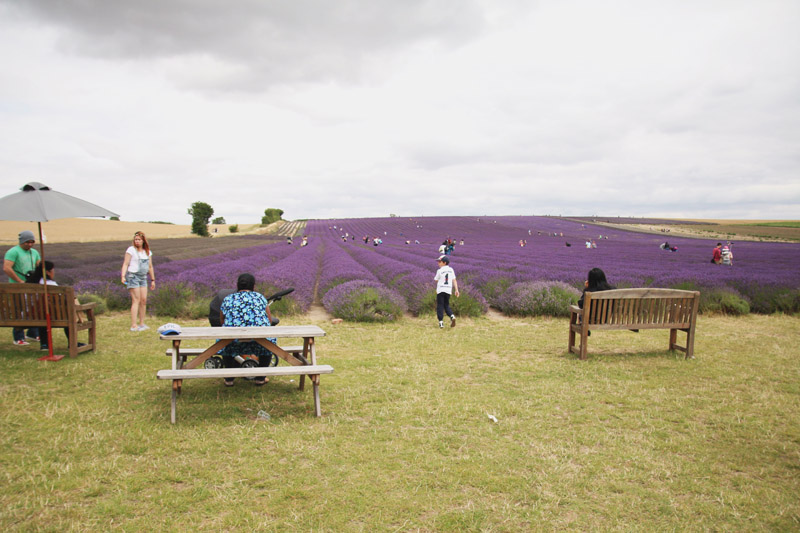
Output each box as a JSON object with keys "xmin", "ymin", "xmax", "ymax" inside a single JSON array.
[{"xmin": 125, "ymin": 271, "xmax": 148, "ymax": 289}]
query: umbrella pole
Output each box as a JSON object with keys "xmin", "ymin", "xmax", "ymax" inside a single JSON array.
[{"xmin": 35, "ymin": 222, "xmax": 63, "ymax": 362}]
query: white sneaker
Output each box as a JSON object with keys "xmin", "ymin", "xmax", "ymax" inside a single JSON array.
[
  {"xmin": 137, "ymin": 324, "xmax": 150, "ymax": 331},
  {"xmin": 439, "ymin": 322, "xmax": 444, "ymax": 328},
  {"xmin": 130, "ymin": 327, "xmax": 139, "ymax": 332},
  {"xmin": 14, "ymin": 339, "xmax": 30, "ymax": 346}
]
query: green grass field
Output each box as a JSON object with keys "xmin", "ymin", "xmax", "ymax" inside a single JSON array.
[
  {"xmin": 748, "ymin": 221, "xmax": 800, "ymax": 229},
  {"xmin": 2, "ymin": 313, "xmax": 799, "ymax": 531}
]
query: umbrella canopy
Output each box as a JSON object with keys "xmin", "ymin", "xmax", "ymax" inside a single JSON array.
[
  {"xmin": 0, "ymin": 182, "xmax": 118, "ymax": 222},
  {"xmin": 0, "ymin": 182, "xmax": 118, "ymax": 361}
]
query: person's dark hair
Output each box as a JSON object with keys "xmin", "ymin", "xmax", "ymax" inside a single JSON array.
[
  {"xmin": 236, "ymin": 273, "xmax": 256, "ymax": 291},
  {"xmin": 28, "ymin": 260, "xmax": 55, "ymax": 284},
  {"xmin": 586, "ymin": 267, "xmax": 613, "ymax": 291}
]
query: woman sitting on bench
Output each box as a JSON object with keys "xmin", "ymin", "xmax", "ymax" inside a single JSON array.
[
  {"xmin": 219, "ymin": 273, "xmax": 275, "ymax": 387},
  {"xmin": 30, "ymin": 261, "xmax": 86, "ymax": 351},
  {"xmin": 578, "ymin": 267, "xmax": 615, "ymax": 309}
]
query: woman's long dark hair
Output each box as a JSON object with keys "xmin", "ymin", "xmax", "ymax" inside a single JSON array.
[{"xmin": 586, "ymin": 267, "xmax": 614, "ymax": 292}]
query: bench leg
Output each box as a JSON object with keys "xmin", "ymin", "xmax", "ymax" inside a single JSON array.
[
  {"xmin": 170, "ymin": 385, "xmax": 177, "ymax": 424},
  {"xmin": 669, "ymin": 328, "xmax": 678, "ymax": 352},
  {"xmin": 579, "ymin": 325, "xmax": 589, "ymax": 360},
  {"xmin": 685, "ymin": 327, "xmax": 696, "ymax": 360},
  {"xmin": 568, "ymin": 326, "xmax": 576, "ymax": 353}
]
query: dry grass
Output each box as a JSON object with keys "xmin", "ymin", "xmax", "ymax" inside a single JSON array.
[
  {"xmin": 1, "ymin": 312, "xmax": 798, "ymax": 531},
  {"xmin": 0, "ymin": 219, "xmax": 284, "ymax": 245}
]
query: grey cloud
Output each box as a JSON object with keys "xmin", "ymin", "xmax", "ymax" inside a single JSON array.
[{"xmin": 7, "ymin": 0, "xmax": 490, "ymax": 89}]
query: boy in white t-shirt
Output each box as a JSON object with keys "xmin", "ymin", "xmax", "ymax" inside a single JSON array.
[{"xmin": 434, "ymin": 255, "xmax": 459, "ymax": 328}]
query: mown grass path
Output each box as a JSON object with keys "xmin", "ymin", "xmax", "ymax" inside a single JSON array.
[{"xmin": 1, "ymin": 313, "xmax": 798, "ymax": 530}]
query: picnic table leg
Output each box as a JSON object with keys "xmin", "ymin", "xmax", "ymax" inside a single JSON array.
[
  {"xmin": 299, "ymin": 338, "xmax": 311, "ymax": 391},
  {"xmin": 312, "ymin": 375, "xmax": 321, "ymax": 417},
  {"xmin": 171, "ymin": 381, "xmax": 178, "ymax": 424},
  {"xmin": 172, "ymin": 339, "xmax": 184, "ymax": 394}
]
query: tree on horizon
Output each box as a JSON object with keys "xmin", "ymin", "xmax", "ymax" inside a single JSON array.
[{"xmin": 188, "ymin": 201, "xmax": 214, "ymax": 236}]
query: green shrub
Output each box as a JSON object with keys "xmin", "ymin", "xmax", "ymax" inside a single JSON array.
[
  {"xmin": 105, "ymin": 288, "xmax": 130, "ymax": 312},
  {"xmin": 322, "ymin": 280, "xmax": 406, "ymax": 322},
  {"xmin": 256, "ymin": 283, "xmax": 302, "ymax": 316},
  {"xmin": 739, "ymin": 285, "xmax": 800, "ymax": 314},
  {"xmin": 147, "ymin": 282, "xmax": 193, "ymax": 317},
  {"xmin": 229, "ymin": 224, "xmax": 238, "ymax": 233},
  {"xmin": 418, "ymin": 285, "xmax": 488, "ymax": 317},
  {"xmin": 481, "ymin": 277, "xmax": 514, "ymax": 306},
  {"xmin": 183, "ymin": 298, "xmax": 211, "ymax": 320},
  {"xmin": 700, "ymin": 288, "xmax": 750, "ymax": 315},
  {"xmin": 77, "ymin": 293, "xmax": 107, "ymax": 315}
]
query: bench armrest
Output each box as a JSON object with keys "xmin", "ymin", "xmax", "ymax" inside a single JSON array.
[
  {"xmin": 75, "ymin": 303, "xmax": 97, "ymax": 311},
  {"xmin": 569, "ymin": 305, "xmax": 581, "ymax": 315}
]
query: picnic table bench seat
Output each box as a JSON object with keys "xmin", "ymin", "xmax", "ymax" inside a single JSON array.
[
  {"xmin": 568, "ymin": 288, "xmax": 700, "ymax": 360},
  {"xmin": 0, "ymin": 282, "xmax": 97, "ymax": 357}
]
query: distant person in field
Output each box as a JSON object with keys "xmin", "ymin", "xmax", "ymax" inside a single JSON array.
[
  {"xmin": 721, "ymin": 244, "xmax": 733, "ymax": 266},
  {"xmin": 219, "ymin": 273, "xmax": 275, "ymax": 387},
  {"xmin": 434, "ymin": 255, "xmax": 459, "ymax": 328},
  {"xmin": 578, "ymin": 267, "xmax": 616, "ymax": 309},
  {"xmin": 4, "ymin": 230, "xmax": 41, "ymax": 345},
  {"xmin": 711, "ymin": 243, "xmax": 722, "ymax": 264},
  {"xmin": 120, "ymin": 231, "xmax": 155, "ymax": 332}
]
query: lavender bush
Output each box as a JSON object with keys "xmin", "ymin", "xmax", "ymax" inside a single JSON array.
[
  {"xmin": 418, "ymin": 283, "xmax": 489, "ymax": 317},
  {"xmin": 496, "ymin": 281, "xmax": 581, "ymax": 317},
  {"xmin": 322, "ymin": 280, "xmax": 406, "ymax": 322}
]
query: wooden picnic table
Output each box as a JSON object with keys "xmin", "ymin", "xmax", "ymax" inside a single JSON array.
[{"xmin": 157, "ymin": 325, "xmax": 333, "ymax": 423}]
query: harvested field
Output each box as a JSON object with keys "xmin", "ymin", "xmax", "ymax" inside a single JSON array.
[{"xmin": 0, "ymin": 218, "xmax": 286, "ymax": 245}]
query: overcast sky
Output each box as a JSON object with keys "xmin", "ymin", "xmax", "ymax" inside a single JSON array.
[{"xmin": 1, "ymin": 0, "xmax": 798, "ymax": 223}]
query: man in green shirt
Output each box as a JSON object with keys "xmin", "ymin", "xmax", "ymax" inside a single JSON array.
[{"xmin": 3, "ymin": 230, "xmax": 41, "ymax": 345}]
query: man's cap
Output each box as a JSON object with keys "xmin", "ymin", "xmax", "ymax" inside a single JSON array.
[
  {"xmin": 437, "ymin": 255, "xmax": 449, "ymax": 264},
  {"xmin": 18, "ymin": 230, "xmax": 35, "ymax": 244},
  {"xmin": 157, "ymin": 323, "xmax": 182, "ymax": 335}
]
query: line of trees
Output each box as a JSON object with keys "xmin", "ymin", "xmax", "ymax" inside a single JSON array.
[{"xmin": 188, "ymin": 202, "xmax": 284, "ymax": 236}]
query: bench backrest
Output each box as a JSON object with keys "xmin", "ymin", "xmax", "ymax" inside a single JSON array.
[
  {"xmin": 583, "ymin": 288, "xmax": 700, "ymax": 328},
  {"xmin": 0, "ymin": 283, "xmax": 77, "ymax": 327}
]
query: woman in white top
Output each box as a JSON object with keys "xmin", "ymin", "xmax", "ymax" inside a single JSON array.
[{"xmin": 120, "ymin": 231, "xmax": 156, "ymax": 332}]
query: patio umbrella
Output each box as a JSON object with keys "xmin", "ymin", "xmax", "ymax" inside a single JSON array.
[{"xmin": 0, "ymin": 182, "xmax": 118, "ymax": 361}]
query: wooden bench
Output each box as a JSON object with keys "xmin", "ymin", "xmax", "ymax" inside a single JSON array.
[
  {"xmin": 0, "ymin": 282, "xmax": 97, "ymax": 357},
  {"xmin": 568, "ymin": 288, "xmax": 699, "ymax": 360}
]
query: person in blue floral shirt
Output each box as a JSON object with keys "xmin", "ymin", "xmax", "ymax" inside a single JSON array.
[{"xmin": 219, "ymin": 273, "xmax": 276, "ymax": 387}]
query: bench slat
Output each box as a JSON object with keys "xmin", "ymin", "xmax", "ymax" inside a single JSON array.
[{"xmin": 157, "ymin": 365, "xmax": 333, "ymax": 380}]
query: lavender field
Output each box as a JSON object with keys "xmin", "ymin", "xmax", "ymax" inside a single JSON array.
[{"xmin": 56, "ymin": 216, "xmax": 800, "ymax": 317}]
